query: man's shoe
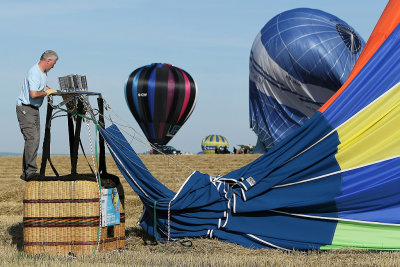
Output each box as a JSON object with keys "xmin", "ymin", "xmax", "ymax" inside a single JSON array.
[
  {"xmin": 25, "ymin": 173, "xmax": 40, "ymax": 180},
  {"xmin": 20, "ymin": 173, "xmax": 26, "ymax": 181}
]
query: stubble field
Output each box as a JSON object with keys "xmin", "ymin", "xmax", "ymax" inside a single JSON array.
[{"xmin": 0, "ymin": 154, "xmax": 399, "ymax": 266}]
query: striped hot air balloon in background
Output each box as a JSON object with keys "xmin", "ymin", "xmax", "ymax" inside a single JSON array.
[
  {"xmin": 125, "ymin": 63, "xmax": 197, "ymax": 146},
  {"xmin": 201, "ymin": 135, "xmax": 229, "ymax": 154}
]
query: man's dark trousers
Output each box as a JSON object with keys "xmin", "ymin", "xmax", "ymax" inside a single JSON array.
[{"xmin": 16, "ymin": 105, "xmax": 40, "ymax": 180}]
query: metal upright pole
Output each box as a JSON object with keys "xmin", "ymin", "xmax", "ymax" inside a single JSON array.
[
  {"xmin": 40, "ymin": 102, "xmax": 53, "ymax": 176},
  {"xmin": 67, "ymin": 113, "xmax": 75, "ymax": 162},
  {"xmin": 70, "ymin": 99, "xmax": 84, "ymax": 175},
  {"xmin": 97, "ymin": 96, "xmax": 107, "ymax": 175},
  {"xmin": 40, "ymin": 98, "xmax": 59, "ymax": 177}
]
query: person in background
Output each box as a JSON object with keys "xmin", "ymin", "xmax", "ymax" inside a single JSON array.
[{"xmin": 16, "ymin": 50, "xmax": 58, "ymax": 181}]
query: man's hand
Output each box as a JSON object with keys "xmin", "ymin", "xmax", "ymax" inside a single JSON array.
[{"xmin": 45, "ymin": 88, "xmax": 58, "ymax": 96}]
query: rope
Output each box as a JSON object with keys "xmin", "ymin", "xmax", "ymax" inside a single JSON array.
[
  {"xmin": 51, "ymin": 97, "xmax": 195, "ymax": 175},
  {"xmin": 85, "ymin": 113, "xmax": 102, "ymax": 254},
  {"xmin": 94, "ymin": 112, "xmax": 195, "ymax": 183},
  {"xmin": 94, "ymin": 124, "xmax": 103, "ymax": 253},
  {"xmin": 151, "ymin": 200, "xmax": 192, "ymax": 253},
  {"xmin": 51, "ymin": 103, "xmax": 95, "ymax": 122},
  {"xmin": 100, "ymin": 99, "xmax": 196, "ymax": 173},
  {"xmin": 101, "ymin": 128, "xmax": 162, "ymax": 177},
  {"xmin": 168, "ymin": 201, "xmax": 171, "ymax": 242},
  {"xmin": 153, "ymin": 200, "xmax": 159, "ymax": 244},
  {"xmin": 53, "ymin": 98, "xmax": 195, "ymax": 176},
  {"xmin": 78, "ymin": 139, "xmax": 96, "ymax": 176}
]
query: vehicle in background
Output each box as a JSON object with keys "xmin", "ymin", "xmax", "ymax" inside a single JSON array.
[{"xmin": 151, "ymin": 145, "xmax": 181, "ymax": 155}]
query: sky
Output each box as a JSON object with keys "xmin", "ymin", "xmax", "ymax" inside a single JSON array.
[{"xmin": 0, "ymin": 0, "xmax": 387, "ymax": 155}]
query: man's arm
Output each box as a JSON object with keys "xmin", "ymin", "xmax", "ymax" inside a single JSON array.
[
  {"xmin": 30, "ymin": 90, "xmax": 47, "ymax": 98},
  {"xmin": 30, "ymin": 86, "xmax": 57, "ymax": 98}
]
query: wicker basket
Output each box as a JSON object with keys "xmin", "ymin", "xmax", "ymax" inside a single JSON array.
[{"xmin": 23, "ymin": 176, "xmax": 125, "ymax": 256}]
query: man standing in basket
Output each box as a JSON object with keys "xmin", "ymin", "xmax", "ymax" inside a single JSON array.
[{"xmin": 16, "ymin": 50, "xmax": 58, "ymax": 181}]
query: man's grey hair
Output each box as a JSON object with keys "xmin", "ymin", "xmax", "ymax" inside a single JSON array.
[{"xmin": 40, "ymin": 50, "xmax": 58, "ymax": 61}]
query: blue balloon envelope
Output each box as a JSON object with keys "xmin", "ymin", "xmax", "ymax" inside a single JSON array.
[{"xmin": 249, "ymin": 8, "xmax": 365, "ymax": 151}]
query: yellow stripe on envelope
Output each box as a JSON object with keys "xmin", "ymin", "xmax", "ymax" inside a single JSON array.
[{"xmin": 336, "ymin": 83, "xmax": 400, "ymax": 169}]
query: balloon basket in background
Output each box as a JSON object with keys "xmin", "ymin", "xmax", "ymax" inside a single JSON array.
[{"xmin": 23, "ymin": 175, "xmax": 125, "ymax": 256}]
